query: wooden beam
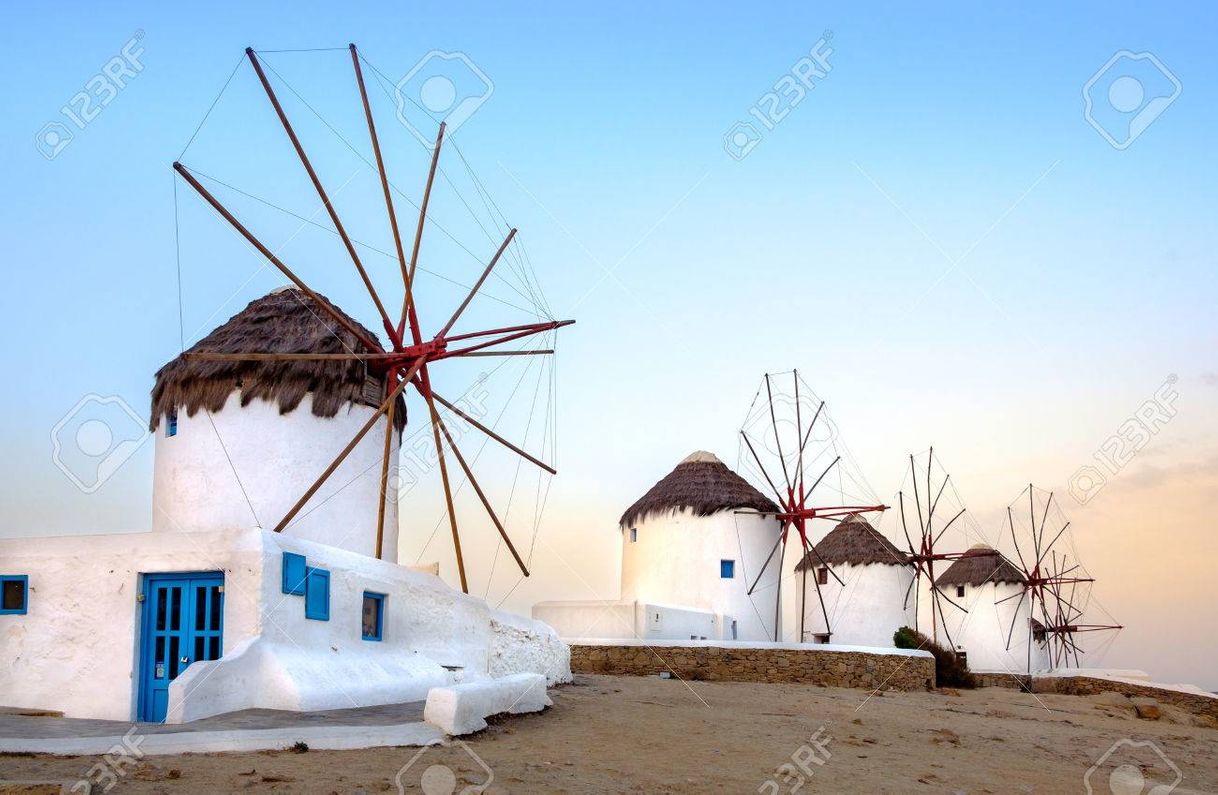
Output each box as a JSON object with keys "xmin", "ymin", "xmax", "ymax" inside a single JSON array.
[
  {"xmin": 435, "ymin": 228, "xmax": 516, "ymax": 339},
  {"xmin": 246, "ymin": 47, "xmax": 399, "ymax": 347},
  {"xmin": 374, "ymin": 393, "xmax": 398, "ymax": 560},
  {"xmin": 422, "ymin": 377, "xmax": 468, "ymax": 593},
  {"xmin": 435, "ymin": 411, "xmax": 530, "ymax": 577},
  {"xmin": 399, "ymin": 122, "xmax": 446, "ymax": 342},
  {"xmin": 430, "ymin": 390, "xmax": 556, "ymax": 475},
  {"xmin": 350, "ymin": 43, "xmax": 413, "ymax": 342},
  {"xmin": 173, "ymin": 162, "xmax": 381, "ymax": 353},
  {"xmin": 273, "ymin": 359, "xmax": 422, "ymax": 533}
]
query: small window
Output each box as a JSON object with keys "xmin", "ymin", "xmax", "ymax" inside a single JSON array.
[
  {"xmin": 166, "ymin": 412, "xmax": 178, "ymax": 438},
  {"xmin": 362, "ymin": 592, "xmax": 385, "ymax": 641},
  {"xmin": 956, "ymin": 585, "xmax": 965, "ymax": 598},
  {"xmin": 630, "ymin": 528, "xmax": 637, "ymax": 543},
  {"xmin": 957, "ymin": 650, "xmax": 968, "ymax": 666},
  {"xmin": 305, "ymin": 567, "xmax": 330, "ymax": 621},
  {"xmin": 720, "ymin": 559, "xmax": 735, "ymax": 579},
  {"xmin": 816, "ymin": 567, "xmax": 829, "ymax": 585},
  {"xmin": 812, "ymin": 633, "xmax": 830, "ymax": 644},
  {"xmin": 1, "ymin": 575, "xmax": 28, "ymax": 615},
  {"xmin": 282, "ymin": 552, "xmax": 307, "ymax": 595}
]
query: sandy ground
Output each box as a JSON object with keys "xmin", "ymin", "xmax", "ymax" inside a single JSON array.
[{"xmin": 1, "ymin": 674, "xmax": 1215, "ymax": 793}]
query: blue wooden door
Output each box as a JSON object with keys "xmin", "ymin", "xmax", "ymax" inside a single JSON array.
[{"xmin": 138, "ymin": 572, "xmax": 224, "ymax": 722}]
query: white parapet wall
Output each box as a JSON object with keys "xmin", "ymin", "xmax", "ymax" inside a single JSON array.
[
  {"xmin": 532, "ymin": 600, "xmax": 721, "ymax": 642},
  {"xmin": 0, "ymin": 527, "xmax": 570, "ymax": 722}
]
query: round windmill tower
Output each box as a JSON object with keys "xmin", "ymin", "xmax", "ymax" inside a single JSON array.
[
  {"xmin": 786, "ymin": 514, "xmax": 913, "ymax": 647},
  {"xmin": 150, "ymin": 286, "xmax": 406, "ymax": 561},
  {"xmin": 618, "ymin": 451, "xmax": 782, "ymax": 642}
]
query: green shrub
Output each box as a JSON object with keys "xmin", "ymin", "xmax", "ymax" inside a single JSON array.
[{"xmin": 893, "ymin": 625, "xmax": 976, "ymax": 688}]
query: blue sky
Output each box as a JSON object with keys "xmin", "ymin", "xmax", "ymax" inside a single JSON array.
[{"xmin": 1, "ymin": 2, "xmax": 1216, "ymax": 686}]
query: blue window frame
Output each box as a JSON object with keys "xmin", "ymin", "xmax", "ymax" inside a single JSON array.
[
  {"xmin": 630, "ymin": 528, "xmax": 637, "ymax": 543},
  {"xmin": 720, "ymin": 560, "xmax": 735, "ymax": 579},
  {"xmin": 362, "ymin": 592, "xmax": 385, "ymax": 641},
  {"xmin": 282, "ymin": 552, "xmax": 307, "ymax": 595},
  {"xmin": 1, "ymin": 575, "xmax": 28, "ymax": 615},
  {"xmin": 166, "ymin": 412, "xmax": 178, "ymax": 438},
  {"xmin": 304, "ymin": 567, "xmax": 330, "ymax": 621}
]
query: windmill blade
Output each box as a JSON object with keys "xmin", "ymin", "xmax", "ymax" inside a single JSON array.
[
  {"xmin": 1008, "ymin": 506, "xmax": 1029, "ymax": 574},
  {"xmin": 399, "ymin": 121, "xmax": 445, "ymax": 338},
  {"xmin": 434, "ymin": 409, "xmax": 530, "ymax": 578},
  {"xmin": 747, "ymin": 523, "xmax": 788, "ymax": 596},
  {"xmin": 431, "ymin": 390, "xmax": 556, "ymax": 474},
  {"xmin": 798, "ymin": 531, "xmax": 832, "ymax": 642},
  {"xmin": 798, "ymin": 400, "xmax": 826, "ymax": 461},
  {"xmin": 898, "ymin": 491, "xmax": 916, "ymax": 554},
  {"xmin": 1002, "ymin": 588, "xmax": 1029, "ymax": 651},
  {"xmin": 764, "ymin": 374, "xmax": 792, "ymax": 492},
  {"xmin": 902, "ymin": 565, "xmax": 918, "ymax": 610},
  {"xmin": 373, "ymin": 397, "xmax": 397, "ymax": 560},
  {"xmin": 274, "ymin": 359, "xmax": 421, "ymax": 532},
  {"xmin": 808, "ymin": 455, "xmax": 841, "ymax": 496},
  {"xmin": 245, "ymin": 47, "xmax": 399, "ymax": 346},
  {"xmin": 436, "ymin": 228, "xmax": 518, "ymax": 339},
  {"xmin": 932, "ymin": 583, "xmax": 968, "ymax": 614},
  {"xmin": 932, "ymin": 507, "xmax": 966, "ymax": 546},
  {"xmin": 910, "ymin": 454, "xmax": 926, "ymax": 538},
  {"xmin": 421, "ymin": 379, "xmax": 468, "ymax": 593},
  {"xmin": 349, "ymin": 44, "xmax": 412, "ymax": 321},
  {"xmin": 741, "ymin": 430, "xmax": 786, "ymax": 506},
  {"xmin": 930, "ymin": 586, "xmax": 959, "ymax": 651},
  {"xmin": 173, "ymin": 163, "xmax": 381, "ymax": 352}
]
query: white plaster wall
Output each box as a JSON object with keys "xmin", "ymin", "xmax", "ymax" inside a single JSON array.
[
  {"xmin": 784, "ymin": 561, "xmax": 914, "ymax": 648},
  {"xmin": 0, "ymin": 528, "xmax": 569, "ymax": 722},
  {"xmin": 531, "ymin": 600, "xmax": 720, "ymax": 642},
  {"xmin": 0, "ymin": 529, "xmax": 263, "ymax": 721},
  {"xmin": 152, "ymin": 393, "xmax": 399, "ymax": 563},
  {"xmin": 619, "ymin": 509, "xmax": 782, "ymax": 642},
  {"xmin": 935, "ymin": 581, "xmax": 1051, "ymax": 673}
]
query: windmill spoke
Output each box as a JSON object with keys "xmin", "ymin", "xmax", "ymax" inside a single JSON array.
[
  {"xmin": 173, "ymin": 162, "xmax": 381, "ymax": 352},
  {"xmin": 456, "ymin": 349, "xmax": 554, "ymax": 358},
  {"xmin": 793, "ymin": 371, "xmax": 804, "ymax": 492},
  {"xmin": 747, "ymin": 524, "xmax": 787, "ymax": 596},
  {"xmin": 374, "ymin": 394, "xmax": 398, "ymax": 560},
  {"xmin": 932, "ymin": 507, "xmax": 967, "ymax": 546},
  {"xmin": 799, "ymin": 532, "xmax": 832, "ymax": 642},
  {"xmin": 246, "ymin": 48, "xmax": 399, "ymax": 347},
  {"xmin": 421, "ymin": 375, "xmax": 468, "ymax": 593},
  {"xmin": 439, "ymin": 319, "xmax": 574, "ymax": 358},
  {"xmin": 1008, "ymin": 507, "xmax": 1029, "ymax": 573},
  {"xmin": 434, "ymin": 410, "xmax": 530, "ymax": 577},
  {"xmin": 798, "ymin": 400, "xmax": 826, "ymax": 462},
  {"xmin": 808, "ymin": 456, "xmax": 841, "ymax": 496},
  {"xmin": 898, "ymin": 491, "xmax": 915, "ymax": 553},
  {"xmin": 274, "ymin": 358, "xmax": 421, "ymax": 532},
  {"xmin": 399, "ymin": 122, "xmax": 446, "ymax": 341},
  {"xmin": 436, "ymin": 228, "xmax": 517, "ymax": 339},
  {"xmin": 764, "ymin": 374, "xmax": 792, "ymax": 493},
  {"xmin": 431, "ymin": 390, "xmax": 556, "ymax": 474},
  {"xmin": 910, "ymin": 454, "xmax": 926, "ymax": 539},
  {"xmin": 741, "ymin": 431, "xmax": 786, "ymax": 506},
  {"xmin": 930, "ymin": 587, "xmax": 958, "ymax": 651},
  {"xmin": 902, "ymin": 566, "xmax": 918, "ymax": 610},
  {"xmin": 350, "ymin": 43, "xmax": 413, "ymax": 331}
]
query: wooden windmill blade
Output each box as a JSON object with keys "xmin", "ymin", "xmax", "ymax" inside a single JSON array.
[
  {"xmin": 736, "ymin": 370, "xmax": 887, "ymax": 642},
  {"xmin": 172, "ymin": 44, "xmax": 572, "ymax": 595}
]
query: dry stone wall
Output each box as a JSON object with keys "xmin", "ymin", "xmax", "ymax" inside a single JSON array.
[{"xmin": 570, "ymin": 643, "xmax": 935, "ymax": 691}]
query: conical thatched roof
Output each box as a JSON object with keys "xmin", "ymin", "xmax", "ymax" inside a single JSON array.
[
  {"xmin": 795, "ymin": 514, "xmax": 908, "ymax": 570},
  {"xmin": 618, "ymin": 451, "xmax": 779, "ymax": 528},
  {"xmin": 934, "ymin": 544, "xmax": 1025, "ymax": 587},
  {"xmin": 150, "ymin": 286, "xmax": 405, "ymax": 431}
]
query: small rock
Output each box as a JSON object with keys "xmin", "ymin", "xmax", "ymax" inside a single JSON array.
[{"xmin": 1132, "ymin": 698, "xmax": 1161, "ymax": 720}]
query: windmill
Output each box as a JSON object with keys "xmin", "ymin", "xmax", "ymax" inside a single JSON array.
[
  {"xmin": 171, "ymin": 44, "xmax": 572, "ymax": 594},
  {"xmin": 998, "ymin": 485, "xmax": 1122, "ymax": 671},
  {"xmin": 735, "ymin": 370, "xmax": 887, "ymax": 641},
  {"xmin": 891, "ymin": 447, "xmax": 979, "ymax": 650}
]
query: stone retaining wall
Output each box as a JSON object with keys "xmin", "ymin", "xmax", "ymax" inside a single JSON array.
[
  {"xmin": 1033, "ymin": 676, "xmax": 1218, "ymax": 722},
  {"xmin": 973, "ymin": 672, "xmax": 1031, "ymax": 690},
  {"xmin": 570, "ymin": 643, "xmax": 935, "ymax": 691}
]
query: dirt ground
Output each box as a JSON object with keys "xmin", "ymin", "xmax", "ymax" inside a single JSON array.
[{"xmin": 1, "ymin": 674, "xmax": 1215, "ymax": 793}]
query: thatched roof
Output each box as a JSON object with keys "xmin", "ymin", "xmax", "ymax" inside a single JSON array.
[
  {"xmin": 618, "ymin": 451, "xmax": 779, "ymax": 528},
  {"xmin": 150, "ymin": 286, "xmax": 405, "ymax": 431},
  {"xmin": 795, "ymin": 514, "xmax": 909, "ymax": 570},
  {"xmin": 934, "ymin": 544, "xmax": 1026, "ymax": 587}
]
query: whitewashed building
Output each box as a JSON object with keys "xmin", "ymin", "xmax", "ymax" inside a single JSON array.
[
  {"xmin": 0, "ymin": 288, "xmax": 569, "ymax": 723},
  {"xmin": 783, "ymin": 514, "xmax": 914, "ymax": 648},
  {"xmin": 934, "ymin": 544, "xmax": 1050, "ymax": 673},
  {"xmin": 534, "ymin": 451, "xmax": 783, "ymax": 642}
]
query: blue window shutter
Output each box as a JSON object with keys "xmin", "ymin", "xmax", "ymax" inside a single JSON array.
[
  {"xmin": 305, "ymin": 568, "xmax": 330, "ymax": 621},
  {"xmin": 720, "ymin": 560, "xmax": 735, "ymax": 579},
  {"xmin": 0, "ymin": 575, "xmax": 29, "ymax": 615},
  {"xmin": 282, "ymin": 552, "xmax": 307, "ymax": 595}
]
